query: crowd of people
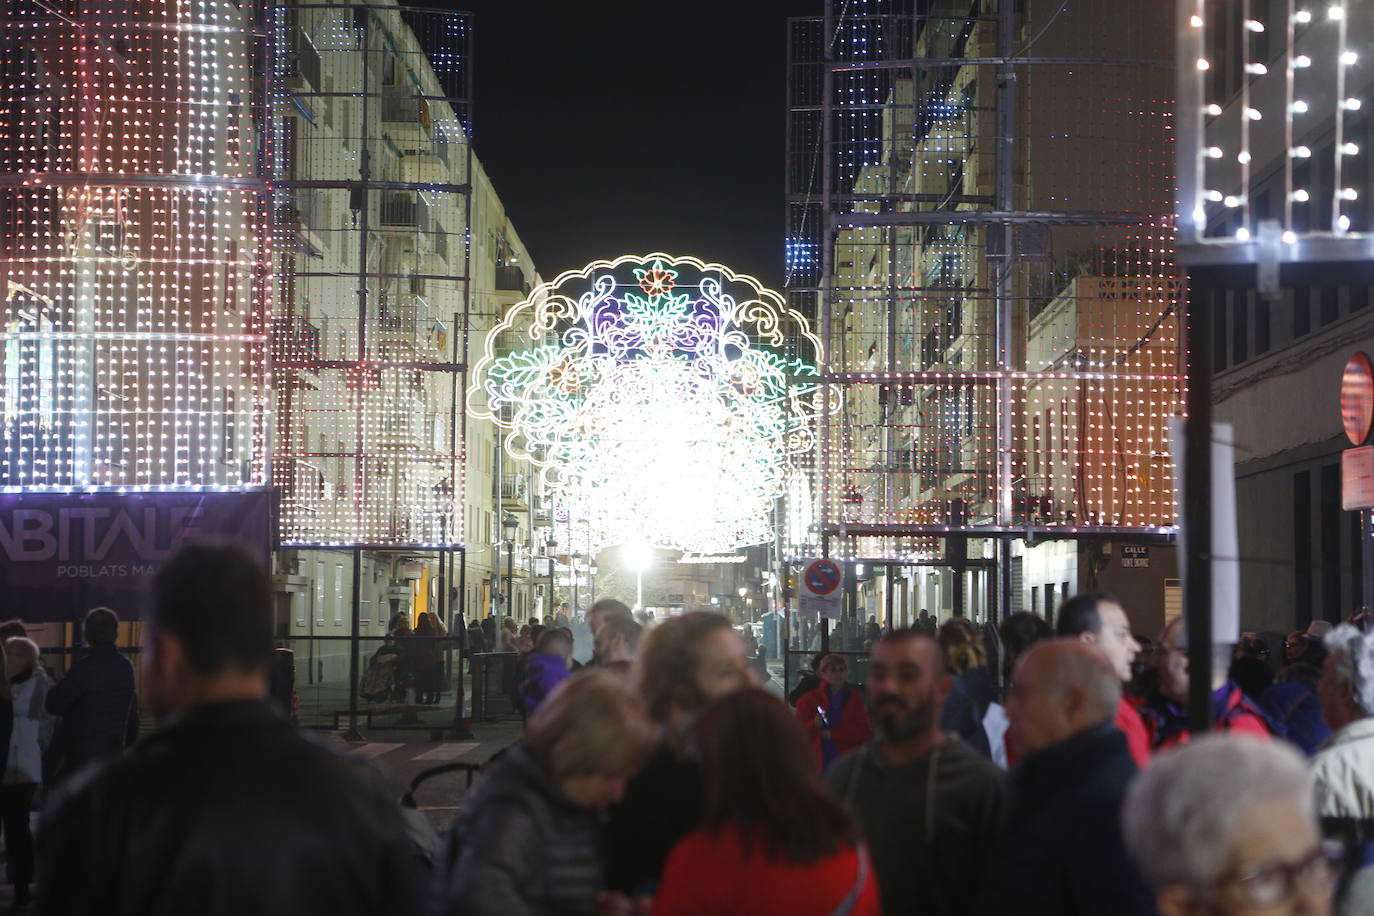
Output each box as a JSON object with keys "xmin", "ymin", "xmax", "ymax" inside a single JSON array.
[{"xmin": 0, "ymin": 543, "xmax": 1363, "ymax": 915}]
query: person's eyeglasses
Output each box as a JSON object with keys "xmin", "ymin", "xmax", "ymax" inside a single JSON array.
[{"xmin": 1226, "ymin": 841, "xmax": 1343, "ymax": 907}]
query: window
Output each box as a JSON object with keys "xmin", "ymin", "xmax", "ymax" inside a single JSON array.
[
  {"xmin": 1213, "ymin": 288, "xmax": 1229, "ymax": 370},
  {"xmin": 1294, "ymin": 471, "xmax": 1312, "ymax": 628},
  {"xmin": 1045, "ymin": 584, "xmax": 1057, "ymax": 626},
  {"xmin": 1231, "ymin": 288, "xmax": 1248, "ymax": 364},
  {"xmin": 295, "ymin": 592, "xmax": 305, "ymax": 628},
  {"xmin": 1255, "ymin": 296, "xmax": 1270, "ymax": 354},
  {"xmin": 1320, "ymin": 286, "xmax": 1338, "ymax": 325},
  {"xmin": 1031, "ymin": 585, "xmax": 1039, "ymax": 615},
  {"xmin": 334, "ymin": 563, "xmax": 345, "ymax": 625},
  {"xmin": 1351, "ymin": 285, "xmax": 1370, "ymax": 311},
  {"xmin": 1293, "ymin": 286, "xmax": 1311, "ymax": 338}
]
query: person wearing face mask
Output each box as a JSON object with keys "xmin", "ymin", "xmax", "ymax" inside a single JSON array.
[
  {"xmin": 825, "ymin": 630, "xmax": 1003, "ymax": 916},
  {"xmin": 1125, "ymin": 734, "xmax": 1340, "ymax": 916},
  {"xmin": 433, "ymin": 669, "xmax": 656, "ymax": 916},
  {"xmin": 1055, "ymin": 592, "xmax": 1150, "ymax": 767},
  {"xmin": 603, "ymin": 612, "xmax": 758, "ymax": 901}
]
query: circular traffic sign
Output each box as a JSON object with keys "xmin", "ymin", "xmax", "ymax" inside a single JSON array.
[
  {"xmin": 803, "ymin": 559, "xmax": 842, "ymax": 596},
  {"xmin": 1341, "ymin": 351, "xmax": 1374, "ymax": 445}
]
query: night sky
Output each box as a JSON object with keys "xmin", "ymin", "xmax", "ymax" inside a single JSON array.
[{"xmin": 452, "ymin": 1, "xmax": 819, "ymax": 289}]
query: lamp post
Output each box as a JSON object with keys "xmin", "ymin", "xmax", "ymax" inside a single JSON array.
[
  {"xmin": 626, "ymin": 543, "xmax": 653, "ymax": 611},
  {"xmin": 571, "ymin": 552, "xmax": 581, "ymax": 613},
  {"xmin": 502, "ymin": 513, "xmax": 518, "ymax": 628},
  {"xmin": 544, "ymin": 536, "xmax": 557, "ymax": 619}
]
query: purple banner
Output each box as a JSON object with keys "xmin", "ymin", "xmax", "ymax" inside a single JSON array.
[{"xmin": 0, "ymin": 490, "xmax": 271, "ymax": 622}]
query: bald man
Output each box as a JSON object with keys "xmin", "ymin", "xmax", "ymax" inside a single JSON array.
[{"xmin": 973, "ymin": 640, "xmax": 1154, "ymax": 916}]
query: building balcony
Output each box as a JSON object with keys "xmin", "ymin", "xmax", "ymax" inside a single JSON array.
[{"xmin": 500, "ymin": 474, "xmax": 528, "ymax": 510}]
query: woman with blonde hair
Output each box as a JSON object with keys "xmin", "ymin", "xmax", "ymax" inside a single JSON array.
[{"xmin": 433, "ymin": 669, "xmax": 656, "ymax": 915}]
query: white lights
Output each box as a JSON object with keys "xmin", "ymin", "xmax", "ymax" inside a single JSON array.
[
  {"xmin": 1295, "ymin": 9, "xmax": 1313, "ymax": 23},
  {"xmin": 1205, "ymin": 103, "xmax": 1223, "ymax": 116},
  {"xmin": 1205, "ymin": 189, "xmax": 1225, "ymax": 202},
  {"xmin": 1223, "ymin": 195, "xmax": 1242, "ymax": 208},
  {"xmin": 1245, "ymin": 63, "xmax": 1268, "ymax": 76},
  {"xmin": 1190, "ymin": 14, "xmax": 1204, "ymax": 27},
  {"xmin": 1344, "ymin": 98, "xmax": 1363, "ymax": 111},
  {"xmin": 1341, "ymin": 187, "xmax": 1359, "ymax": 200},
  {"xmin": 1328, "ymin": 4, "xmax": 1345, "ymax": 19},
  {"xmin": 1339, "ymin": 214, "xmax": 1352, "ymax": 231},
  {"xmin": 1, "ymin": 0, "xmax": 269, "ymax": 492},
  {"xmin": 1235, "ymin": 226, "xmax": 1251, "ymax": 241},
  {"xmin": 1292, "ymin": 100, "xmax": 1309, "ymax": 114},
  {"xmin": 1243, "ymin": 107, "xmax": 1263, "ymax": 121},
  {"xmin": 1206, "ymin": 146, "xmax": 1224, "ymax": 158},
  {"xmin": 1237, "ymin": 151, "xmax": 1252, "ymax": 164},
  {"xmin": 1293, "ymin": 55, "xmax": 1313, "ymax": 68},
  {"xmin": 1343, "ymin": 142, "xmax": 1361, "ymax": 155},
  {"xmin": 1291, "ymin": 145, "xmax": 1313, "ymax": 158},
  {"xmin": 1245, "ymin": 18, "xmax": 1265, "ymax": 31},
  {"xmin": 469, "ymin": 254, "xmax": 821, "ymax": 554},
  {"xmin": 1283, "ymin": 230, "xmax": 1298, "ymax": 244},
  {"xmin": 1293, "ymin": 189, "xmax": 1311, "ymax": 202},
  {"xmin": 1342, "ymin": 51, "xmax": 1358, "ymax": 66},
  {"xmin": 1197, "ymin": 58, "xmax": 1211, "ymax": 71}
]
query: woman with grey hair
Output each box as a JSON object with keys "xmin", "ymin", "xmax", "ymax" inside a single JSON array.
[
  {"xmin": 1314, "ymin": 623, "xmax": 1374, "ymax": 913},
  {"xmin": 1122, "ymin": 734, "xmax": 1339, "ymax": 915}
]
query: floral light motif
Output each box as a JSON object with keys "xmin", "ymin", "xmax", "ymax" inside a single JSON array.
[{"xmin": 469, "ymin": 254, "xmax": 822, "ymax": 553}]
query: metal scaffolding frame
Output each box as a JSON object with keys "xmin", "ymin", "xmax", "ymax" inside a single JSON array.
[{"xmin": 785, "ymin": 0, "xmax": 1183, "ymax": 630}]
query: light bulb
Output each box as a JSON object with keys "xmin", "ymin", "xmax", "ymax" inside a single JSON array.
[
  {"xmin": 1283, "ymin": 230, "xmax": 1297, "ymax": 243},
  {"xmin": 1197, "ymin": 58, "xmax": 1211, "ymax": 70},
  {"xmin": 1206, "ymin": 146, "xmax": 1223, "ymax": 158},
  {"xmin": 1293, "ymin": 55, "xmax": 1312, "ymax": 68},
  {"xmin": 1293, "ymin": 189, "xmax": 1310, "ymax": 202},
  {"xmin": 1291, "ymin": 145, "xmax": 1312, "ymax": 158},
  {"xmin": 1344, "ymin": 98, "xmax": 1362, "ymax": 111},
  {"xmin": 1206, "ymin": 103, "xmax": 1223, "ymax": 116},
  {"xmin": 1244, "ymin": 108, "xmax": 1262, "ymax": 120},
  {"xmin": 1292, "ymin": 100, "xmax": 1309, "ymax": 113},
  {"xmin": 1329, "ymin": 4, "xmax": 1345, "ymax": 19},
  {"xmin": 1235, "ymin": 227, "xmax": 1251, "ymax": 241},
  {"xmin": 1294, "ymin": 9, "xmax": 1312, "ymax": 22},
  {"xmin": 1245, "ymin": 18, "xmax": 1265, "ymax": 31},
  {"xmin": 1342, "ymin": 51, "xmax": 1358, "ymax": 65}
]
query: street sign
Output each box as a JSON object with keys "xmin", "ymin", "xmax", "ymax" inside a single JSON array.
[
  {"xmin": 1342, "ymin": 352, "xmax": 1374, "ymax": 446},
  {"xmin": 1342, "ymin": 445, "xmax": 1374, "ymax": 510},
  {"xmin": 1121, "ymin": 545, "xmax": 1150, "ymax": 568},
  {"xmin": 799, "ymin": 558, "xmax": 843, "ymax": 620}
]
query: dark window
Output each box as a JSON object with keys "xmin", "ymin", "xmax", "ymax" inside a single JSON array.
[
  {"xmin": 1232, "ymin": 288, "xmax": 1248, "ymax": 364},
  {"xmin": 1320, "ymin": 286, "xmax": 1338, "ymax": 325},
  {"xmin": 1294, "ymin": 470, "xmax": 1312, "ymax": 628},
  {"xmin": 1214, "ymin": 289, "xmax": 1230, "ymax": 370},
  {"xmin": 1353, "ymin": 286, "xmax": 1371, "ymax": 311},
  {"xmin": 1294, "ymin": 286, "xmax": 1311, "ymax": 338},
  {"xmin": 1320, "ymin": 463, "xmax": 1341, "ymax": 623},
  {"xmin": 1255, "ymin": 296, "xmax": 1270, "ymax": 354}
]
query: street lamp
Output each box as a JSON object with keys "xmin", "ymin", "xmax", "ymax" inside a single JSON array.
[
  {"xmin": 626, "ymin": 543, "xmax": 653, "ymax": 611},
  {"xmin": 502, "ymin": 514, "xmax": 519, "ymax": 627},
  {"xmin": 570, "ymin": 552, "xmax": 582, "ymax": 613}
]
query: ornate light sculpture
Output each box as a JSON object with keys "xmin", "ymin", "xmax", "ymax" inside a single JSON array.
[{"xmin": 470, "ymin": 253, "xmax": 821, "ymax": 554}]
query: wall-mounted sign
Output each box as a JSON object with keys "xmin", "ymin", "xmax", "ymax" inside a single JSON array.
[
  {"xmin": 799, "ymin": 558, "xmax": 843, "ymax": 620},
  {"xmin": 1343, "ymin": 445, "xmax": 1374, "ymax": 511},
  {"xmin": 678, "ymin": 553, "xmax": 747, "ymax": 565},
  {"xmin": 1120, "ymin": 545, "xmax": 1150, "ymax": 568}
]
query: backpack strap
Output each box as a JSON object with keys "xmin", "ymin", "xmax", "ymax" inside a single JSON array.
[{"xmin": 827, "ymin": 844, "xmax": 870, "ymax": 916}]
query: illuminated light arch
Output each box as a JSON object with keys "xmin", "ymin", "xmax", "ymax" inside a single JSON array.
[{"xmin": 469, "ymin": 253, "xmax": 821, "ymax": 553}]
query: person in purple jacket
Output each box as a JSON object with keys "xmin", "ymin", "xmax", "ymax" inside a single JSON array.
[{"xmin": 519, "ymin": 628, "xmax": 573, "ymax": 715}]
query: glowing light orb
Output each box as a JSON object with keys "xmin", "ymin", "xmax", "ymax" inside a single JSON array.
[{"xmin": 469, "ymin": 254, "xmax": 820, "ymax": 553}]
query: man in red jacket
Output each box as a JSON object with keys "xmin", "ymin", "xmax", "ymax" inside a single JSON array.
[
  {"xmin": 794, "ymin": 653, "xmax": 872, "ymax": 771},
  {"xmin": 1055, "ymin": 592, "xmax": 1151, "ymax": 766}
]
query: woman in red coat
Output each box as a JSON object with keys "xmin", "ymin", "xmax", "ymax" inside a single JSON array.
[
  {"xmin": 794, "ymin": 653, "xmax": 872, "ymax": 771},
  {"xmin": 654, "ymin": 689, "xmax": 880, "ymax": 916}
]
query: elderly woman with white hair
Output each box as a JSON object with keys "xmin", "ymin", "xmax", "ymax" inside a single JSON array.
[
  {"xmin": 1123, "ymin": 734, "xmax": 1339, "ymax": 916},
  {"xmin": 1314, "ymin": 623, "xmax": 1374, "ymax": 913}
]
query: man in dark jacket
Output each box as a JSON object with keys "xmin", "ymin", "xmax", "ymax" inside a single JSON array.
[
  {"xmin": 36, "ymin": 543, "xmax": 424, "ymax": 916},
  {"xmin": 45, "ymin": 606, "xmax": 138, "ymax": 783},
  {"xmin": 973, "ymin": 639, "xmax": 1154, "ymax": 916}
]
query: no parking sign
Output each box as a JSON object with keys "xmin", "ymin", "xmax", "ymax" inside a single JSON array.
[{"xmin": 799, "ymin": 558, "xmax": 843, "ymax": 620}]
